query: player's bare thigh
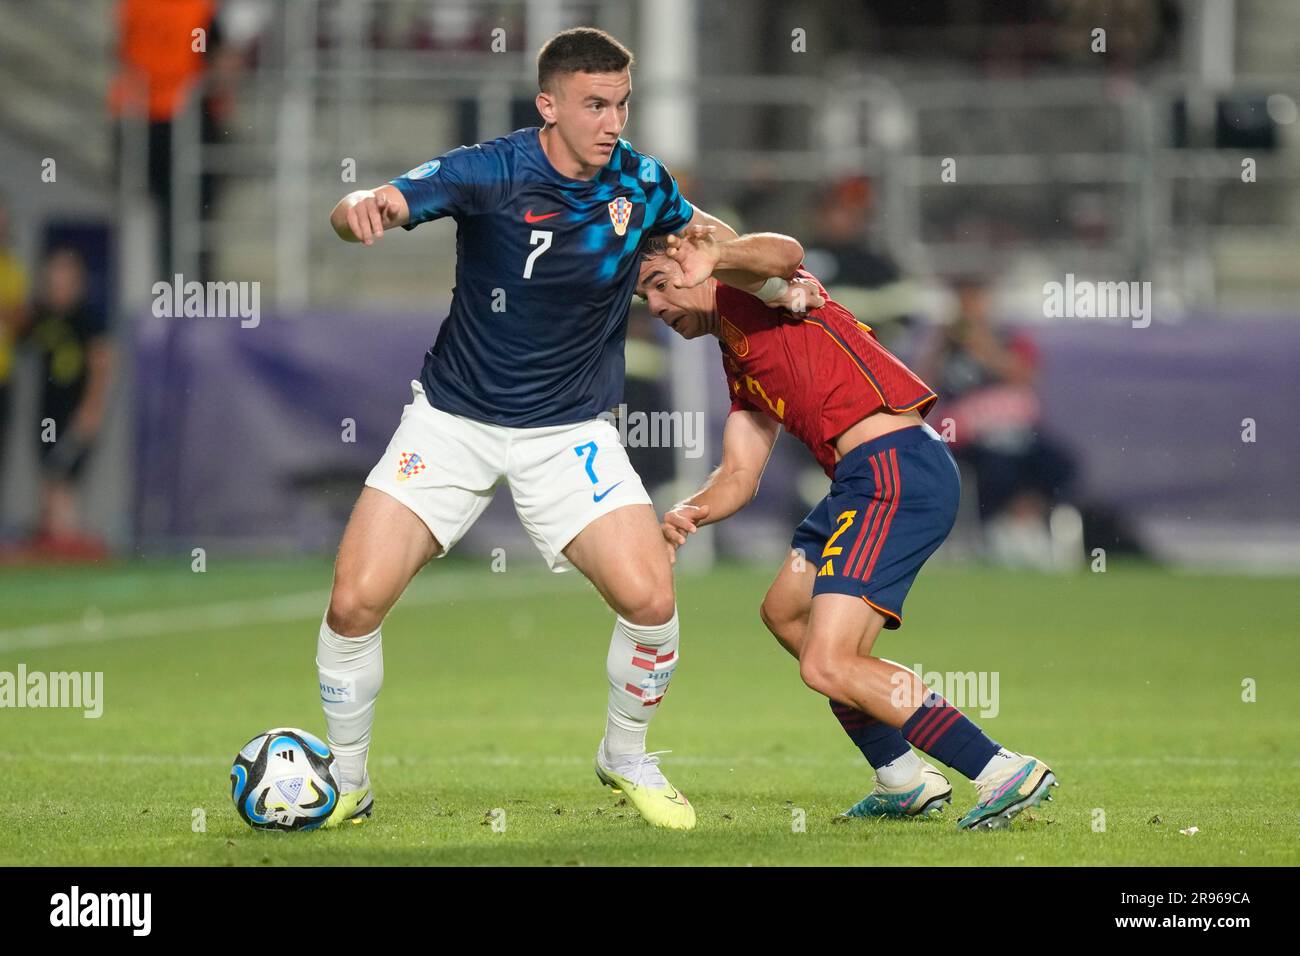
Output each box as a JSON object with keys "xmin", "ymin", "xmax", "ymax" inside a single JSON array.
[
  {"xmin": 761, "ymin": 552, "xmax": 882, "ymax": 660},
  {"xmin": 327, "ymin": 486, "xmax": 442, "ymax": 636},
  {"xmin": 759, "ymin": 551, "xmax": 816, "ymax": 659},
  {"xmin": 799, "ymin": 594, "xmax": 931, "ymax": 726},
  {"xmin": 563, "ymin": 503, "xmax": 675, "ymax": 626},
  {"xmin": 799, "ymin": 594, "xmax": 889, "ymax": 698}
]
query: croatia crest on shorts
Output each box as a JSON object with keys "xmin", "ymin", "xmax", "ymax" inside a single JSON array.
[
  {"xmin": 396, "ymin": 451, "xmax": 426, "ymax": 482},
  {"xmin": 608, "ymin": 197, "xmax": 633, "ymax": 237}
]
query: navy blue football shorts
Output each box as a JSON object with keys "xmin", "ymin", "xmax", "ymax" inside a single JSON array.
[{"xmin": 791, "ymin": 424, "xmax": 960, "ymax": 629}]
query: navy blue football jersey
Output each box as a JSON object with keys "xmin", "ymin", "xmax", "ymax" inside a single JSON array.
[{"xmin": 389, "ymin": 127, "xmax": 693, "ymax": 426}]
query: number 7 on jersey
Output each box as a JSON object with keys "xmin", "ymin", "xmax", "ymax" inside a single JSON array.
[{"xmin": 523, "ymin": 229, "xmax": 552, "ymax": 279}]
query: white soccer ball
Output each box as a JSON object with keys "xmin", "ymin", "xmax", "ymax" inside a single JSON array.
[{"xmin": 229, "ymin": 727, "xmax": 341, "ymax": 831}]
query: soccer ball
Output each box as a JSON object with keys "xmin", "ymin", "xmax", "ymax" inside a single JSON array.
[{"xmin": 229, "ymin": 727, "xmax": 340, "ymax": 831}]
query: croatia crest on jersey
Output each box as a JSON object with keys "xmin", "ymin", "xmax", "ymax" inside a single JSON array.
[
  {"xmin": 396, "ymin": 451, "xmax": 426, "ymax": 482},
  {"xmin": 608, "ymin": 196, "xmax": 633, "ymax": 237}
]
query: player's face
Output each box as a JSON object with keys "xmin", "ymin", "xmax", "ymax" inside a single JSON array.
[
  {"xmin": 545, "ymin": 70, "xmax": 630, "ymax": 170},
  {"xmin": 636, "ymin": 255, "xmax": 713, "ymax": 339}
]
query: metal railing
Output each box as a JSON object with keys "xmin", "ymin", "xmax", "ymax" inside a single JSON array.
[{"xmin": 141, "ymin": 1, "xmax": 1300, "ymax": 316}]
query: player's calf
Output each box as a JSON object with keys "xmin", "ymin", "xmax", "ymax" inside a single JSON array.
[
  {"xmin": 759, "ymin": 551, "xmax": 816, "ymax": 660},
  {"xmin": 317, "ymin": 487, "xmax": 438, "ymax": 807},
  {"xmin": 759, "ymin": 595, "xmax": 804, "ymax": 659},
  {"xmin": 317, "ymin": 617, "xmax": 383, "ymax": 794},
  {"xmin": 602, "ymin": 611, "xmax": 679, "ymax": 759},
  {"xmin": 594, "ymin": 610, "xmax": 696, "ymax": 829},
  {"xmin": 565, "ymin": 503, "xmax": 693, "ymax": 826},
  {"xmin": 829, "ymin": 699, "xmax": 910, "ymax": 773}
]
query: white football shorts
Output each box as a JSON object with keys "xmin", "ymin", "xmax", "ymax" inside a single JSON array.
[{"xmin": 365, "ymin": 380, "xmax": 652, "ymax": 571}]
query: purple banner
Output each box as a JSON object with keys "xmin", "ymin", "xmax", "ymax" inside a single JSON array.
[{"xmin": 133, "ymin": 309, "xmax": 1300, "ymax": 563}]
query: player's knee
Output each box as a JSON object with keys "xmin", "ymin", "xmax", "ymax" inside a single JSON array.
[
  {"xmin": 618, "ymin": 586, "xmax": 677, "ymax": 628},
  {"xmin": 327, "ymin": 579, "xmax": 390, "ymax": 636},
  {"xmin": 798, "ymin": 651, "xmax": 843, "ymax": 700}
]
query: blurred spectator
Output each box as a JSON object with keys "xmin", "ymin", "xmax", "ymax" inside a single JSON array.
[
  {"xmin": 109, "ymin": 0, "xmax": 244, "ymax": 281},
  {"xmin": 919, "ymin": 277, "xmax": 1076, "ymax": 568},
  {"xmin": 24, "ymin": 247, "xmax": 114, "ymax": 557},
  {"xmin": 0, "ymin": 197, "xmax": 29, "ymax": 482},
  {"xmin": 801, "ymin": 176, "xmax": 916, "ymax": 346}
]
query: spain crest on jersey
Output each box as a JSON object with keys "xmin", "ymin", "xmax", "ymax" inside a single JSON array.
[
  {"xmin": 720, "ymin": 315, "xmax": 750, "ymax": 357},
  {"xmin": 396, "ymin": 451, "xmax": 426, "ymax": 482},
  {"xmin": 608, "ymin": 196, "xmax": 633, "ymax": 237}
]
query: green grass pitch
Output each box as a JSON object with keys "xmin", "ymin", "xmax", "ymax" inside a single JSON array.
[{"xmin": 1, "ymin": 557, "xmax": 1297, "ymax": 866}]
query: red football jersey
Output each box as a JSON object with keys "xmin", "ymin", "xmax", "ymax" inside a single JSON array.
[{"xmin": 716, "ymin": 269, "xmax": 937, "ymax": 477}]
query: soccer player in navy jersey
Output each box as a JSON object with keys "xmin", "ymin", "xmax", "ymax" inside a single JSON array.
[
  {"xmin": 636, "ymin": 227, "xmax": 1058, "ymax": 830},
  {"xmin": 319, "ymin": 28, "xmax": 795, "ymax": 830}
]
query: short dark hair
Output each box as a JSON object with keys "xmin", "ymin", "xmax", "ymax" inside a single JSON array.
[
  {"xmin": 640, "ymin": 235, "xmax": 669, "ymax": 260},
  {"xmin": 537, "ymin": 28, "xmax": 633, "ymax": 92}
]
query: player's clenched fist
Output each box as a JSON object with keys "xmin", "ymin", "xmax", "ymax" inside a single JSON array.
[{"xmin": 331, "ymin": 188, "xmax": 409, "ymax": 245}]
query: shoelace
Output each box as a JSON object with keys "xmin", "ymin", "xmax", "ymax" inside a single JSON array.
[{"xmin": 617, "ymin": 749, "xmax": 672, "ymax": 789}]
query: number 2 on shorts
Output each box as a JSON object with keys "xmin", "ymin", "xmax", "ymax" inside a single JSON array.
[{"xmin": 821, "ymin": 509, "xmax": 858, "ymax": 559}]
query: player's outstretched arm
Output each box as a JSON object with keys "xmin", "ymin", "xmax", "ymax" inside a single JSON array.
[
  {"xmin": 330, "ymin": 185, "xmax": 409, "ymax": 244},
  {"xmin": 715, "ymin": 232, "xmax": 805, "ymax": 286},
  {"xmin": 661, "ymin": 410, "xmax": 780, "ymax": 559},
  {"xmin": 667, "ymin": 225, "xmax": 804, "ymax": 289},
  {"xmin": 668, "ymin": 225, "xmax": 824, "ymax": 312}
]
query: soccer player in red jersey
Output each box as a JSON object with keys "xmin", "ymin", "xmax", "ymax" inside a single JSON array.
[{"xmin": 636, "ymin": 226, "xmax": 1059, "ymax": 829}]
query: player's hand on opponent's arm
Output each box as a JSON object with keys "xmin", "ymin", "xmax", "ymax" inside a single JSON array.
[
  {"xmin": 667, "ymin": 225, "xmax": 721, "ymax": 289},
  {"xmin": 769, "ymin": 276, "xmax": 825, "ymax": 314},
  {"xmin": 660, "ymin": 503, "xmax": 710, "ymax": 565},
  {"xmin": 330, "ymin": 186, "xmax": 409, "ymax": 245}
]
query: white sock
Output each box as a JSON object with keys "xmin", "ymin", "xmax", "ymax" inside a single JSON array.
[
  {"xmin": 602, "ymin": 611, "xmax": 679, "ymax": 762},
  {"xmin": 974, "ymin": 748, "xmax": 1019, "ymax": 783},
  {"xmin": 876, "ymin": 748, "xmax": 922, "ymax": 788},
  {"xmin": 316, "ymin": 618, "xmax": 384, "ymax": 790}
]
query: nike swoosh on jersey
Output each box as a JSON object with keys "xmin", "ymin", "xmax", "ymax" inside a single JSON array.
[
  {"xmin": 524, "ymin": 209, "xmax": 561, "ymax": 223},
  {"xmin": 592, "ymin": 481, "xmax": 624, "ymax": 502}
]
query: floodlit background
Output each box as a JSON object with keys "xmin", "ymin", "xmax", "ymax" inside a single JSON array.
[
  {"xmin": 2, "ymin": 0, "xmax": 1299, "ymax": 871},
  {"xmin": 1, "ymin": 0, "xmax": 1298, "ymax": 572}
]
